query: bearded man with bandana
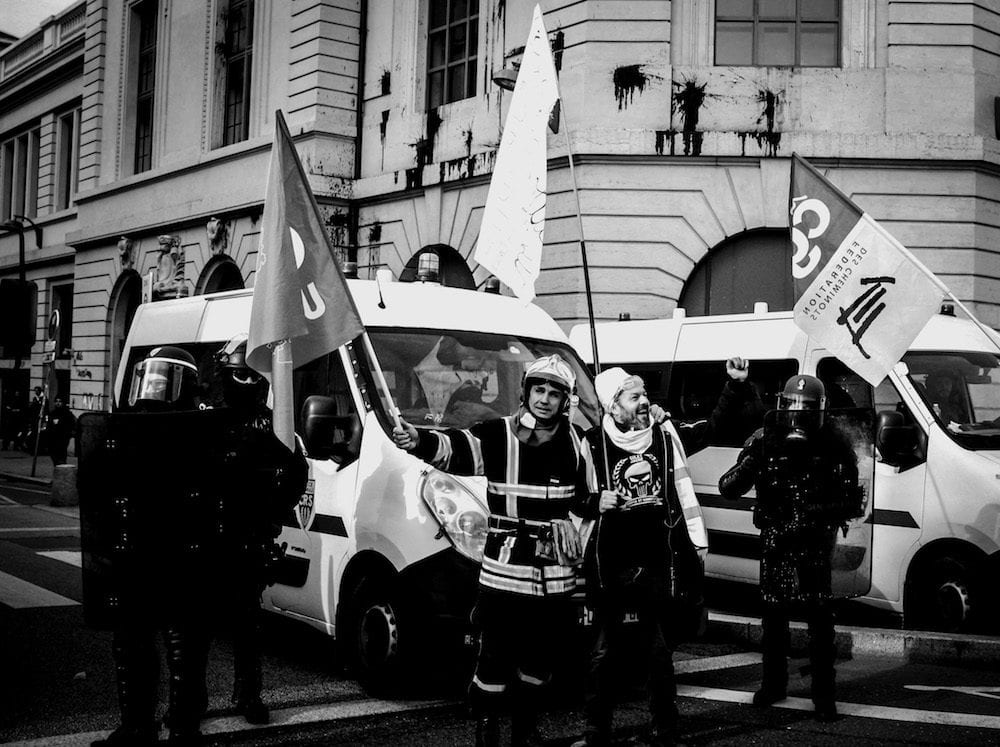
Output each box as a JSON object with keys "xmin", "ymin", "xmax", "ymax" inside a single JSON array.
[
  {"xmin": 393, "ymin": 353, "xmax": 597, "ymax": 747},
  {"xmin": 572, "ymin": 358, "xmax": 752, "ymax": 747}
]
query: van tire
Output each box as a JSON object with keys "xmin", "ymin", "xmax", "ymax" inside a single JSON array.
[
  {"xmin": 346, "ymin": 576, "xmax": 407, "ymax": 694},
  {"xmin": 905, "ymin": 552, "xmax": 981, "ymax": 633}
]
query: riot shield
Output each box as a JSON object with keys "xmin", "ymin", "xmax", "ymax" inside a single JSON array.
[
  {"xmin": 761, "ymin": 407, "xmax": 874, "ymax": 599},
  {"xmin": 78, "ymin": 408, "xmax": 242, "ymax": 629}
]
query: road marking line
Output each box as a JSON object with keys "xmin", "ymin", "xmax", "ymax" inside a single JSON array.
[
  {"xmin": 675, "ymin": 652, "xmax": 761, "ymax": 674},
  {"xmin": 0, "ymin": 494, "xmax": 17, "ymax": 504},
  {"xmin": 677, "ymin": 685, "xmax": 1000, "ymax": 730},
  {"xmin": 0, "ymin": 527, "xmax": 78, "ymax": 533},
  {"xmin": 0, "ymin": 570, "xmax": 78, "ymax": 608},
  {"xmin": 2, "ymin": 697, "xmax": 452, "ymax": 746},
  {"xmin": 37, "ymin": 550, "xmax": 81, "ymax": 567}
]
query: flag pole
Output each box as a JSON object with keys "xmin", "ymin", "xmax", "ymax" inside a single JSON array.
[
  {"xmin": 360, "ymin": 330, "xmax": 402, "ymax": 429},
  {"xmin": 552, "ymin": 76, "xmax": 610, "ymax": 482},
  {"xmin": 271, "ymin": 340, "xmax": 295, "ymax": 451}
]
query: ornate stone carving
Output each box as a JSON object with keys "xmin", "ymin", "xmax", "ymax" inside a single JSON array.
[
  {"xmin": 152, "ymin": 235, "xmax": 188, "ymax": 301},
  {"xmin": 206, "ymin": 216, "xmax": 229, "ymax": 255},
  {"xmin": 117, "ymin": 236, "xmax": 134, "ymax": 270}
]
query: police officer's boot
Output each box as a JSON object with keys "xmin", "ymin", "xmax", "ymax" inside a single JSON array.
[
  {"xmin": 233, "ymin": 604, "xmax": 269, "ymax": 724},
  {"xmin": 753, "ymin": 609, "xmax": 788, "ymax": 707},
  {"xmin": 809, "ymin": 605, "xmax": 838, "ymax": 722},
  {"xmin": 92, "ymin": 632, "xmax": 159, "ymax": 746},
  {"xmin": 474, "ymin": 715, "xmax": 500, "ymax": 747},
  {"xmin": 164, "ymin": 626, "xmax": 204, "ymax": 745}
]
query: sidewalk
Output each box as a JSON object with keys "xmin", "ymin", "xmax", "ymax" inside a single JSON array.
[{"xmin": 0, "ymin": 447, "xmax": 76, "ymax": 486}]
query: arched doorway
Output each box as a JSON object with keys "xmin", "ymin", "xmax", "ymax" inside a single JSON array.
[
  {"xmin": 195, "ymin": 255, "xmax": 245, "ymax": 295},
  {"xmin": 679, "ymin": 228, "xmax": 792, "ymax": 316},
  {"xmin": 108, "ymin": 270, "xmax": 142, "ymax": 403},
  {"xmin": 400, "ymin": 244, "xmax": 476, "ymax": 290}
]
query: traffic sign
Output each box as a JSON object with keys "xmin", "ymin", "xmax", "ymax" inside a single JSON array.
[{"xmin": 48, "ymin": 310, "xmax": 60, "ymax": 341}]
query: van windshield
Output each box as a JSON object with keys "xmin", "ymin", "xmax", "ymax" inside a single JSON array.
[
  {"xmin": 905, "ymin": 351, "xmax": 1000, "ymax": 449},
  {"xmin": 367, "ymin": 329, "xmax": 600, "ymax": 432}
]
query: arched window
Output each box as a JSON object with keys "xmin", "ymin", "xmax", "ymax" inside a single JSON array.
[
  {"xmin": 400, "ymin": 244, "xmax": 475, "ymax": 290},
  {"xmin": 195, "ymin": 255, "xmax": 245, "ymax": 295},
  {"xmin": 679, "ymin": 228, "xmax": 792, "ymax": 316}
]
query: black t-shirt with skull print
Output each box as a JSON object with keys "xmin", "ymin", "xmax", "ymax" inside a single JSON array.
[{"xmin": 599, "ymin": 434, "xmax": 682, "ymax": 581}]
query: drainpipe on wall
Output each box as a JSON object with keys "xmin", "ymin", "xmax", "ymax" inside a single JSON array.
[{"xmin": 348, "ymin": 0, "xmax": 368, "ymax": 263}]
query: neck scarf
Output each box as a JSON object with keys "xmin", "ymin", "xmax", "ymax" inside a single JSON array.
[{"xmin": 602, "ymin": 413, "xmax": 653, "ymax": 453}]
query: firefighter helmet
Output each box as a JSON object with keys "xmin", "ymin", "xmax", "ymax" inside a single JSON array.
[
  {"xmin": 216, "ymin": 333, "xmax": 259, "ymax": 386},
  {"xmin": 523, "ymin": 354, "xmax": 576, "ymax": 395}
]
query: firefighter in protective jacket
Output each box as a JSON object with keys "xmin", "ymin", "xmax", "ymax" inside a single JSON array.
[
  {"xmin": 718, "ymin": 374, "xmax": 862, "ymax": 723},
  {"xmin": 393, "ymin": 354, "xmax": 596, "ymax": 747}
]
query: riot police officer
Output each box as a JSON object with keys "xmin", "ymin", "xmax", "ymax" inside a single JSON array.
[
  {"xmin": 718, "ymin": 374, "xmax": 862, "ymax": 722},
  {"xmin": 94, "ymin": 346, "xmax": 206, "ymax": 746},
  {"xmin": 209, "ymin": 334, "xmax": 306, "ymax": 724}
]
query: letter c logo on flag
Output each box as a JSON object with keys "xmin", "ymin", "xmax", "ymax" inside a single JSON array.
[
  {"xmin": 790, "ymin": 196, "xmax": 830, "ymax": 280},
  {"xmin": 289, "ymin": 227, "xmax": 326, "ymax": 320}
]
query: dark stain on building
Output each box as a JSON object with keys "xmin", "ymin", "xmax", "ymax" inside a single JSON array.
[
  {"xmin": 405, "ymin": 166, "xmax": 422, "ymax": 190},
  {"xmin": 672, "ymin": 78, "xmax": 707, "ymax": 156},
  {"xmin": 325, "ymin": 210, "xmax": 349, "ymax": 247},
  {"xmin": 654, "ymin": 129, "xmax": 677, "ymax": 156},
  {"xmin": 412, "ymin": 107, "xmax": 443, "ymax": 167},
  {"xmin": 380, "ymin": 110, "xmax": 390, "ymax": 144},
  {"xmin": 380, "ymin": 70, "xmax": 391, "ymax": 96},
  {"xmin": 552, "ymin": 29, "xmax": 564, "ymax": 72},
  {"xmin": 368, "ymin": 222, "xmax": 382, "ymax": 244},
  {"xmin": 736, "ymin": 89, "xmax": 783, "ymax": 157},
  {"xmin": 613, "ymin": 64, "xmax": 650, "ymax": 111}
]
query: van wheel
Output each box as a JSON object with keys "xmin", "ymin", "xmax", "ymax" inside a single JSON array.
[
  {"xmin": 905, "ymin": 553, "xmax": 979, "ymax": 633},
  {"xmin": 347, "ymin": 578, "xmax": 406, "ymax": 694}
]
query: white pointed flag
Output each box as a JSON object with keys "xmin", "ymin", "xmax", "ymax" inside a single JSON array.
[
  {"xmin": 789, "ymin": 154, "xmax": 948, "ymax": 386},
  {"xmin": 474, "ymin": 4, "xmax": 559, "ymax": 302}
]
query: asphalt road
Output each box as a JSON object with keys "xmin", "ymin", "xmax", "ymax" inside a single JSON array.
[{"xmin": 4, "ymin": 478, "xmax": 1000, "ymax": 746}]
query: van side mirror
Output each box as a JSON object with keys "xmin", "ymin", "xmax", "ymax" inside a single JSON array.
[
  {"xmin": 876, "ymin": 410, "xmax": 920, "ymax": 467},
  {"xmin": 301, "ymin": 395, "xmax": 361, "ymax": 464}
]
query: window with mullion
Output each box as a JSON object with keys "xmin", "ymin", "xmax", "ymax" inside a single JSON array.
[
  {"xmin": 0, "ymin": 127, "xmax": 41, "ymax": 220},
  {"xmin": 222, "ymin": 0, "xmax": 254, "ymax": 146},
  {"xmin": 133, "ymin": 0, "xmax": 158, "ymax": 174},
  {"xmin": 427, "ymin": 0, "xmax": 479, "ymax": 108},
  {"xmin": 714, "ymin": 0, "xmax": 839, "ymax": 67}
]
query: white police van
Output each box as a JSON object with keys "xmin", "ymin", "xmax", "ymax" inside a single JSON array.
[
  {"xmin": 571, "ymin": 305, "xmax": 1000, "ymax": 633},
  {"xmin": 114, "ymin": 273, "xmax": 600, "ymax": 688}
]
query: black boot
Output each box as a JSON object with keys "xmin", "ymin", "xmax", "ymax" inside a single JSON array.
[
  {"xmin": 233, "ymin": 608, "xmax": 269, "ymax": 724},
  {"xmin": 808, "ymin": 603, "xmax": 838, "ymax": 722},
  {"xmin": 93, "ymin": 630, "xmax": 159, "ymax": 746},
  {"xmin": 164, "ymin": 626, "xmax": 204, "ymax": 745},
  {"xmin": 474, "ymin": 715, "xmax": 500, "ymax": 747},
  {"xmin": 754, "ymin": 608, "xmax": 788, "ymax": 707}
]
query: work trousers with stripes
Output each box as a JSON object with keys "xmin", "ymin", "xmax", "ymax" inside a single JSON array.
[{"xmin": 468, "ymin": 586, "xmax": 576, "ymax": 716}]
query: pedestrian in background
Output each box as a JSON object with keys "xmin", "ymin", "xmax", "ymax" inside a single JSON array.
[
  {"xmin": 47, "ymin": 396, "xmax": 76, "ymax": 466},
  {"xmin": 718, "ymin": 374, "xmax": 863, "ymax": 722}
]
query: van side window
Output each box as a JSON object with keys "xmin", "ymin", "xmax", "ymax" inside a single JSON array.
[
  {"xmin": 816, "ymin": 357, "xmax": 873, "ymax": 409},
  {"xmin": 293, "ymin": 352, "xmax": 361, "ymax": 464},
  {"xmin": 666, "ymin": 359, "xmax": 797, "ymax": 447}
]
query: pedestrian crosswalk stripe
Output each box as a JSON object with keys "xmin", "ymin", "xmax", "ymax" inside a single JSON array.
[
  {"xmin": 0, "ymin": 570, "xmax": 78, "ymax": 608},
  {"xmin": 675, "ymin": 652, "xmax": 761, "ymax": 674},
  {"xmin": 36, "ymin": 550, "xmax": 81, "ymax": 568},
  {"xmin": 676, "ymin": 685, "xmax": 1000, "ymax": 730}
]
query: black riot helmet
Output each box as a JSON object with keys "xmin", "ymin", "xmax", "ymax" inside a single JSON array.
[
  {"xmin": 128, "ymin": 346, "xmax": 199, "ymax": 410},
  {"xmin": 777, "ymin": 374, "xmax": 826, "ymax": 442},
  {"xmin": 216, "ymin": 333, "xmax": 260, "ymax": 386}
]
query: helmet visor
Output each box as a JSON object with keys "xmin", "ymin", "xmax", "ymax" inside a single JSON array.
[
  {"xmin": 779, "ymin": 393, "xmax": 825, "ymax": 411},
  {"xmin": 128, "ymin": 359, "xmax": 193, "ymax": 406}
]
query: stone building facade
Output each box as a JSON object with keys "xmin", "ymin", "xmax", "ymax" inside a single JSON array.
[{"xmin": 0, "ymin": 0, "xmax": 998, "ymax": 414}]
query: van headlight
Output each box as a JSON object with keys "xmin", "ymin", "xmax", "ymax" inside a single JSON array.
[{"xmin": 420, "ymin": 469, "xmax": 488, "ymax": 562}]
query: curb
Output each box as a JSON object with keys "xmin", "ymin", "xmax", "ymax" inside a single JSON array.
[
  {"xmin": 0, "ymin": 470, "xmax": 51, "ymax": 487},
  {"xmin": 707, "ymin": 611, "xmax": 1000, "ymax": 666}
]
